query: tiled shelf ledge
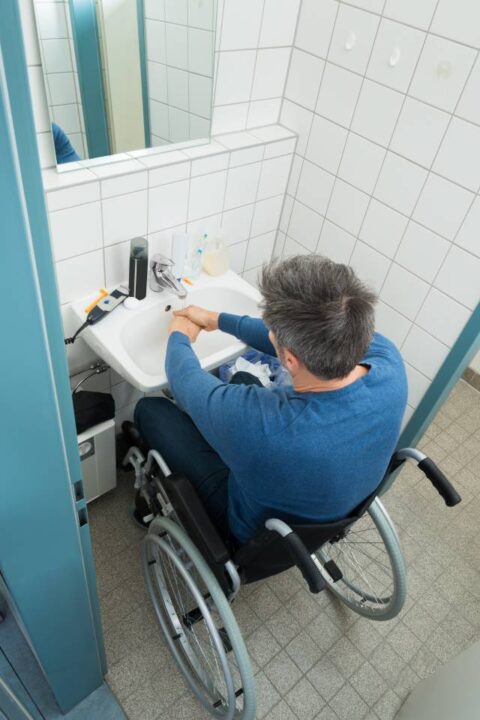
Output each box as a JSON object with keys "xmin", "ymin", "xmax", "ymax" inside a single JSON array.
[{"xmin": 42, "ymin": 124, "xmax": 297, "ymax": 193}]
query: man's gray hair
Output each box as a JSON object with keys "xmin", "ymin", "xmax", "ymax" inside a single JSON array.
[{"xmin": 259, "ymin": 255, "xmax": 377, "ymax": 380}]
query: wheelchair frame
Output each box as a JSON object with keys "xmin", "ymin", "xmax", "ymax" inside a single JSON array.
[{"xmin": 123, "ymin": 444, "xmax": 461, "ymax": 720}]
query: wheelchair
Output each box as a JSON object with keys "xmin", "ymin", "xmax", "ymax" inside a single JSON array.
[{"xmin": 123, "ymin": 429, "xmax": 461, "ymax": 720}]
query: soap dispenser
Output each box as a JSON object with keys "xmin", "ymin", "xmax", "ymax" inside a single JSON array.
[
  {"xmin": 128, "ymin": 237, "xmax": 148, "ymax": 300},
  {"xmin": 202, "ymin": 230, "xmax": 229, "ymax": 276}
]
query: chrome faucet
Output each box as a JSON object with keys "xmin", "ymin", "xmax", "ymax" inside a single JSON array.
[{"xmin": 149, "ymin": 253, "xmax": 188, "ymax": 299}]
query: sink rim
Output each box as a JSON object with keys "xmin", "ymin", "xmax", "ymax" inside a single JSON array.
[{"xmin": 70, "ymin": 270, "xmax": 262, "ymax": 392}]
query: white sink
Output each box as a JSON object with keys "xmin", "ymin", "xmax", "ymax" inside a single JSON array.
[{"xmin": 71, "ymin": 271, "xmax": 262, "ymax": 391}]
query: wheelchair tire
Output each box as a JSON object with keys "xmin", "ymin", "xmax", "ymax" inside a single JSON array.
[
  {"xmin": 142, "ymin": 516, "xmax": 256, "ymax": 720},
  {"xmin": 315, "ymin": 498, "xmax": 406, "ymax": 620}
]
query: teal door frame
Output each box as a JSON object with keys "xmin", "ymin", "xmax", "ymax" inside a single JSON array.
[
  {"xmin": 399, "ymin": 304, "xmax": 480, "ymax": 448},
  {"xmin": 0, "ymin": 2, "xmax": 105, "ymax": 713},
  {"xmin": 68, "ymin": 0, "xmax": 110, "ymax": 158}
]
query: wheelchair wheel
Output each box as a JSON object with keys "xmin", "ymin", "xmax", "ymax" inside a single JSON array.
[
  {"xmin": 142, "ymin": 517, "xmax": 256, "ymax": 720},
  {"xmin": 315, "ymin": 498, "xmax": 406, "ymax": 620}
]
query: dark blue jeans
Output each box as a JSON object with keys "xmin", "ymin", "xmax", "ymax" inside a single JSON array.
[{"xmin": 134, "ymin": 372, "xmax": 261, "ymax": 540}]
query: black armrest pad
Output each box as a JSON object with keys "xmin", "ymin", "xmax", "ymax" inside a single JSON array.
[{"xmin": 163, "ymin": 475, "xmax": 231, "ymax": 565}]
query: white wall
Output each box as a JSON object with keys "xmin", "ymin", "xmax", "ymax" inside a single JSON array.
[
  {"xmin": 32, "ymin": 0, "xmax": 88, "ymax": 159},
  {"xmin": 279, "ymin": 0, "xmax": 480, "ymax": 424}
]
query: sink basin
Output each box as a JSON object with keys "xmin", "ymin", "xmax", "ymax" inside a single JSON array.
[{"xmin": 71, "ymin": 271, "xmax": 262, "ymax": 391}]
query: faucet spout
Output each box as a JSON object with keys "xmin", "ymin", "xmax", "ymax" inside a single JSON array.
[{"xmin": 150, "ymin": 254, "xmax": 188, "ymax": 299}]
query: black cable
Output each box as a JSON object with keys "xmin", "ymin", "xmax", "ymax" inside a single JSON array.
[{"xmin": 64, "ymin": 320, "xmax": 89, "ymax": 345}]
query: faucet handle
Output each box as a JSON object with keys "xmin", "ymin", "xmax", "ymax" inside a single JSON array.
[{"xmin": 150, "ymin": 253, "xmax": 174, "ymax": 270}]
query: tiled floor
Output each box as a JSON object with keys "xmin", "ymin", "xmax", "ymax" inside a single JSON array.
[{"xmin": 89, "ymin": 379, "xmax": 480, "ymax": 720}]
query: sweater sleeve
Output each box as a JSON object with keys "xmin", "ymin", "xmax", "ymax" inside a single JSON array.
[
  {"xmin": 218, "ymin": 313, "xmax": 277, "ymax": 356},
  {"xmin": 165, "ymin": 331, "xmax": 267, "ymax": 462}
]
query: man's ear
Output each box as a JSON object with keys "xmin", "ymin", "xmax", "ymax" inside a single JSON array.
[{"xmin": 283, "ymin": 348, "xmax": 301, "ymax": 374}]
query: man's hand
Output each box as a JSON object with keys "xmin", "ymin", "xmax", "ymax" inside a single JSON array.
[
  {"xmin": 173, "ymin": 305, "xmax": 219, "ymax": 332},
  {"xmin": 169, "ymin": 316, "xmax": 202, "ymax": 343}
]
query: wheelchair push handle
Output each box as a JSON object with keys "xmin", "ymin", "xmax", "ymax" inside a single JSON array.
[
  {"xmin": 265, "ymin": 519, "xmax": 326, "ymax": 594},
  {"xmin": 418, "ymin": 457, "xmax": 462, "ymax": 507}
]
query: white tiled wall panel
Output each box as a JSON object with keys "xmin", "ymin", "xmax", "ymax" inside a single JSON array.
[{"xmin": 279, "ymin": 0, "xmax": 480, "ymax": 417}]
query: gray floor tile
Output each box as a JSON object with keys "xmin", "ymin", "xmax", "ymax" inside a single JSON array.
[
  {"xmin": 349, "ymin": 661, "xmax": 387, "ymax": 706},
  {"xmin": 285, "ymin": 677, "xmax": 326, "ymax": 720},
  {"xmin": 327, "ymin": 637, "xmax": 365, "ymax": 679},
  {"xmin": 247, "ymin": 625, "xmax": 282, "ymax": 668},
  {"xmin": 307, "ymin": 657, "xmax": 345, "ymax": 702},
  {"xmin": 372, "ymin": 689, "xmax": 403, "ymax": 720},
  {"xmin": 255, "ymin": 671, "xmax": 282, "ymax": 719},
  {"xmin": 264, "ymin": 650, "xmax": 303, "ymax": 695},
  {"xmin": 265, "ymin": 605, "xmax": 302, "ymax": 647},
  {"xmin": 286, "ymin": 630, "xmax": 324, "ymax": 674},
  {"xmin": 329, "ymin": 682, "xmax": 369, "ymax": 720},
  {"xmin": 264, "ymin": 699, "xmax": 299, "ymax": 720},
  {"xmin": 309, "ymin": 612, "xmax": 343, "ymax": 653}
]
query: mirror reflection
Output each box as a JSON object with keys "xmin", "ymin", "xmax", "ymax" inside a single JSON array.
[{"xmin": 32, "ymin": 0, "xmax": 217, "ymax": 165}]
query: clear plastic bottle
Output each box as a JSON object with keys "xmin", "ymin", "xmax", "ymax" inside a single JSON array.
[{"xmin": 202, "ymin": 231, "xmax": 229, "ymax": 276}]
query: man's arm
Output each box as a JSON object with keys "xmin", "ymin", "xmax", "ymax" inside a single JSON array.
[
  {"xmin": 218, "ymin": 313, "xmax": 277, "ymax": 356},
  {"xmin": 165, "ymin": 332, "xmax": 264, "ymax": 462}
]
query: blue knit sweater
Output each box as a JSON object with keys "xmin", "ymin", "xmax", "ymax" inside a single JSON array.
[{"xmin": 166, "ymin": 314, "xmax": 407, "ymax": 543}]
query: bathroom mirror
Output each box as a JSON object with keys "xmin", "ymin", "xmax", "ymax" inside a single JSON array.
[{"xmin": 32, "ymin": 0, "xmax": 217, "ymax": 165}]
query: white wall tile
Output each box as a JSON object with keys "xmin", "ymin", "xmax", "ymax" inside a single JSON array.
[
  {"xmin": 48, "ymin": 73, "xmax": 77, "ymax": 106},
  {"xmin": 402, "ymin": 325, "xmax": 449, "ymax": 379},
  {"xmin": 434, "ymin": 245, "xmax": 480, "ymax": 309},
  {"xmin": 456, "ymin": 55, "xmax": 480, "ymax": 125},
  {"xmin": 360, "ymin": 199, "xmax": 408, "ymax": 258},
  {"xmin": 260, "ymin": 0, "xmax": 300, "ymax": 47},
  {"xmin": 283, "ymin": 234, "xmax": 311, "ymax": 257},
  {"xmin": 146, "ymin": 20, "xmax": 166, "ymax": 64},
  {"xmin": 212, "ymin": 103, "xmax": 249, "ymax": 135},
  {"xmin": 251, "ymin": 195, "xmax": 283, "ymax": 237},
  {"xmin": 288, "ymin": 200, "xmax": 323, "ymax": 251},
  {"xmin": 317, "ymin": 220, "xmax": 356, "ymax": 263},
  {"xmin": 257, "ymin": 155, "xmax": 292, "ymax": 200},
  {"xmin": 167, "ymin": 67, "xmax": 189, "ymax": 111},
  {"xmin": 366, "ymin": 19, "xmax": 425, "ymax": 93},
  {"xmin": 409, "ymin": 35, "xmax": 476, "ymax": 113},
  {"xmin": 188, "ymin": 170, "xmax": 227, "ymax": 220},
  {"xmin": 305, "ymin": 115, "xmax": 348, "ymax": 174},
  {"xmin": 390, "ymin": 98, "xmax": 450, "ymax": 169},
  {"xmin": 103, "ymin": 191, "xmax": 148, "ymax": 246},
  {"xmin": 229, "ymin": 146, "xmax": 264, "ymax": 167},
  {"xmin": 145, "ymin": 0, "xmax": 165, "ymax": 21},
  {"xmin": 350, "ymin": 240, "xmax": 391, "ymax": 293},
  {"xmin": 149, "ymin": 161, "xmax": 190, "ymax": 187},
  {"xmin": 215, "ymin": 50, "xmax": 256, "ymax": 105},
  {"xmin": 281, "ymin": 100, "xmax": 314, "ymax": 155},
  {"xmin": 222, "ymin": 204, "xmax": 254, "ymax": 245},
  {"xmin": 28, "ymin": 66, "xmax": 50, "ymax": 133},
  {"xmin": 19, "ymin": 0, "xmax": 41, "ymax": 65},
  {"xmin": 252, "ymin": 48, "xmax": 291, "ymax": 101},
  {"xmin": 338, "ymin": 134, "xmax": 385, "ymax": 194},
  {"xmin": 188, "ymin": 28, "xmax": 214, "ymax": 75},
  {"xmin": 285, "ymin": 50, "xmax": 325, "ymax": 110},
  {"xmin": 431, "ymin": 0, "xmax": 480, "ymax": 49},
  {"xmin": 404, "ymin": 363, "xmax": 430, "ymax": 407},
  {"xmin": 47, "ymin": 181, "xmax": 100, "ymax": 212},
  {"xmin": 165, "ymin": 24, "xmax": 188, "ymax": 69},
  {"xmin": 327, "ymin": 180, "xmax": 369, "ymax": 235},
  {"xmin": 380, "ymin": 263, "xmax": 430, "ymax": 320},
  {"xmin": 104, "ymin": 240, "xmax": 130, "ymax": 287},
  {"xmin": 455, "ymin": 196, "xmax": 480, "ymax": 258},
  {"xmin": 228, "ymin": 240, "xmax": 248, "ymax": 273},
  {"xmin": 187, "ymin": 213, "xmax": 221, "ymax": 241},
  {"xmin": 191, "ymin": 153, "xmax": 228, "ymax": 177},
  {"xmin": 56, "ymin": 249, "xmax": 105, "ymax": 305},
  {"xmin": 188, "ymin": 0, "xmax": 213, "ymax": 29},
  {"xmin": 264, "ymin": 138, "xmax": 296, "ymax": 159},
  {"xmin": 35, "ymin": 3, "xmax": 68, "ymax": 39},
  {"xmin": 224, "ymin": 163, "xmax": 262, "ymax": 209},
  {"xmin": 416, "ymin": 288, "xmax": 470, "ymax": 347},
  {"xmin": 165, "ymin": 0, "xmax": 187, "ymax": 24},
  {"xmin": 328, "ymin": 4, "xmax": 380, "ymax": 74},
  {"xmin": 245, "ymin": 231, "xmax": 276, "ymax": 270},
  {"xmin": 433, "ymin": 117, "xmax": 480, "ymax": 191},
  {"xmin": 248, "ymin": 99, "xmax": 282, "ymax": 128},
  {"xmin": 374, "ymin": 153, "xmax": 427, "ymax": 216},
  {"xmin": 351, "ymin": 80, "xmax": 403, "ymax": 146},
  {"xmin": 295, "ymin": 0, "xmax": 337, "ymax": 59},
  {"xmin": 375, "ymin": 301, "xmax": 412, "ymax": 348},
  {"xmin": 316, "ymin": 63, "xmax": 363, "ymax": 127},
  {"xmin": 49, "ymin": 202, "xmax": 102, "ymax": 262},
  {"xmin": 413, "ymin": 173, "xmax": 473, "ymax": 239},
  {"xmin": 396, "ymin": 222, "xmax": 450, "ymax": 283},
  {"xmin": 280, "ymin": 194, "xmax": 294, "ymax": 233},
  {"xmin": 287, "ymin": 154, "xmax": 302, "ymax": 196},
  {"xmin": 148, "ymin": 180, "xmax": 189, "ymax": 231},
  {"xmin": 296, "ymin": 161, "xmax": 335, "ymax": 215},
  {"xmin": 220, "ymin": 0, "xmax": 263, "ymax": 50},
  {"xmin": 383, "ymin": 0, "xmax": 437, "ymax": 31},
  {"xmin": 42, "ymin": 41, "xmax": 72, "ymax": 74}
]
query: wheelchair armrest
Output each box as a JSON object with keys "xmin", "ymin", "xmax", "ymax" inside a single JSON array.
[
  {"xmin": 163, "ymin": 475, "xmax": 231, "ymax": 566},
  {"xmin": 265, "ymin": 519, "xmax": 326, "ymax": 594}
]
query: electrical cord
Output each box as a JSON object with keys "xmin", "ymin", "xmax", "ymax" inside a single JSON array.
[
  {"xmin": 64, "ymin": 320, "xmax": 90, "ymax": 345},
  {"xmin": 71, "ymin": 363, "xmax": 110, "ymax": 395}
]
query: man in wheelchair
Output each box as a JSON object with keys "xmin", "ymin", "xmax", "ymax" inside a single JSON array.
[{"xmin": 133, "ymin": 254, "xmax": 407, "ymax": 546}]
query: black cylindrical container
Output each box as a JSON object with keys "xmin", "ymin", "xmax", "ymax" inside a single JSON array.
[{"xmin": 129, "ymin": 237, "xmax": 148, "ymax": 300}]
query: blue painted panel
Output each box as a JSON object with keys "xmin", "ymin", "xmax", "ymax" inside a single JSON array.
[
  {"xmin": 68, "ymin": 0, "xmax": 110, "ymax": 157},
  {"xmin": 0, "ymin": 1, "xmax": 105, "ymax": 711}
]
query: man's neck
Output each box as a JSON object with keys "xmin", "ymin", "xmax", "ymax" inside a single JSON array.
[{"xmin": 293, "ymin": 364, "xmax": 369, "ymax": 393}]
